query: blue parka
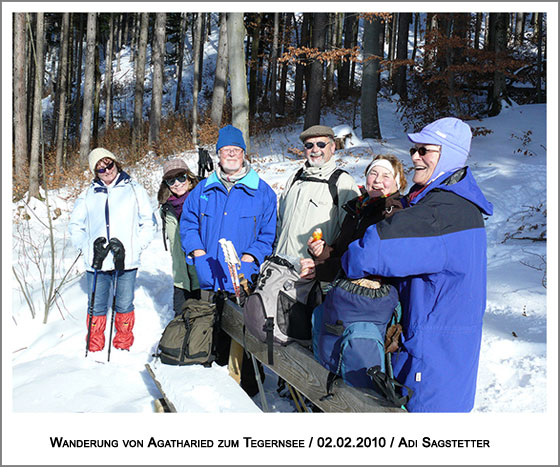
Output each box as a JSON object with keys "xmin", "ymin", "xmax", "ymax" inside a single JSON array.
[
  {"xmin": 180, "ymin": 168, "xmax": 277, "ymax": 293},
  {"xmin": 342, "ymin": 167, "xmax": 493, "ymax": 412}
]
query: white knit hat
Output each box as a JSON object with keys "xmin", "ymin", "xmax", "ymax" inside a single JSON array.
[
  {"xmin": 365, "ymin": 158, "xmax": 401, "ymax": 190},
  {"xmin": 88, "ymin": 148, "xmax": 118, "ymax": 173}
]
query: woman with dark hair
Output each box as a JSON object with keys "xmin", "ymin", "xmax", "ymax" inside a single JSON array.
[{"xmin": 158, "ymin": 159, "xmax": 201, "ymax": 316}]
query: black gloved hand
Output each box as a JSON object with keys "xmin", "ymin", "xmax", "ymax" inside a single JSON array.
[
  {"xmin": 108, "ymin": 237, "xmax": 126, "ymax": 271},
  {"xmin": 92, "ymin": 237, "xmax": 109, "ymax": 269}
]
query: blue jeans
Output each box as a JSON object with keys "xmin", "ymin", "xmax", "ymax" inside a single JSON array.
[{"xmin": 86, "ymin": 269, "xmax": 137, "ymax": 316}]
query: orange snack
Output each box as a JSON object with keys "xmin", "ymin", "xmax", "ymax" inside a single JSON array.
[{"xmin": 312, "ymin": 228, "xmax": 323, "ymax": 242}]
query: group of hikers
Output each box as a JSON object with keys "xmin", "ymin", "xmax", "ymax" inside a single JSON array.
[{"xmin": 69, "ymin": 117, "xmax": 493, "ymax": 413}]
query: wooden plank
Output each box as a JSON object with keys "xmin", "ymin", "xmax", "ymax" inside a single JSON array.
[
  {"xmin": 228, "ymin": 339, "xmax": 244, "ymax": 383},
  {"xmin": 145, "ymin": 363, "xmax": 178, "ymax": 413},
  {"xmin": 221, "ymin": 299, "xmax": 404, "ymax": 413}
]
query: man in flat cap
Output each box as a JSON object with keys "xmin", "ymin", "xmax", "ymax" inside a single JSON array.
[{"xmin": 275, "ymin": 125, "xmax": 360, "ymax": 262}]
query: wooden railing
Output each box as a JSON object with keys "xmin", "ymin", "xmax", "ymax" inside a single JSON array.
[{"xmin": 221, "ymin": 299, "xmax": 404, "ymax": 413}]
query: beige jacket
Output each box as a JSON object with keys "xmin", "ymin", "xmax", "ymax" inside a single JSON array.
[{"xmin": 275, "ymin": 158, "xmax": 360, "ymax": 260}]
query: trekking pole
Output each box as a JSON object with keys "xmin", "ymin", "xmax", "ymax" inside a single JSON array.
[
  {"xmin": 106, "ymin": 238, "xmax": 125, "ymax": 362},
  {"xmin": 219, "ymin": 239, "xmax": 269, "ymax": 412},
  {"xmin": 86, "ymin": 238, "xmax": 110, "ymax": 357}
]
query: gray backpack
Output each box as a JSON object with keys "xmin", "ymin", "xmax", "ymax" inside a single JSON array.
[
  {"xmin": 243, "ymin": 255, "xmax": 322, "ymax": 364},
  {"xmin": 157, "ymin": 299, "xmax": 216, "ymax": 366}
]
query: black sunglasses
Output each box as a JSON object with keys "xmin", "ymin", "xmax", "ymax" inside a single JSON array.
[
  {"xmin": 304, "ymin": 141, "xmax": 329, "ymax": 150},
  {"xmin": 165, "ymin": 173, "xmax": 188, "ymax": 186},
  {"xmin": 409, "ymin": 146, "xmax": 440, "ymax": 157},
  {"xmin": 96, "ymin": 161, "xmax": 115, "ymax": 173}
]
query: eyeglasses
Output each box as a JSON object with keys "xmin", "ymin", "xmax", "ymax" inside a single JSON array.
[
  {"xmin": 304, "ymin": 141, "xmax": 329, "ymax": 150},
  {"xmin": 409, "ymin": 146, "xmax": 440, "ymax": 157},
  {"xmin": 219, "ymin": 148, "xmax": 243, "ymax": 156},
  {"xmin": 96, "ymin": 161, "xmax": 115, "ymax": 173},
  {"xmin": 165, "ymin": 173, "xmax": 188, "ymax": 186}
]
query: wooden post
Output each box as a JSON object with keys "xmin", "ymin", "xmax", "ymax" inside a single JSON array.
[{"xmin": 228, "ymin": 340, "xmax": 244, "ymax": 383}]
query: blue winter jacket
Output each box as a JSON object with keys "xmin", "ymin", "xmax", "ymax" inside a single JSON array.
[
  {"xmin": 341, "ymin": 167, "xmax": 493, "ymax": 412},
  {"xmin": 180, "ymin": 168, "xmax": 277, "ymax": 293}
]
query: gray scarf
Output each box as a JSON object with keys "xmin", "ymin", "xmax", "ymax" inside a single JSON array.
[{"xmin": 216, "ymin": 161, "xmax": 251, "ymax": 192}]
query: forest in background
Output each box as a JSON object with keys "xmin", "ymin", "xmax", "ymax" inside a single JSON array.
[{"xmin": 11, "ymin": 11, "xmax": 547, "ymax": 200}]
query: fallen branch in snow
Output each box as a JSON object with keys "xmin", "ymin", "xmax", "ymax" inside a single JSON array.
[{"xmin": 519, "ymin": 250, "xmax": 547, "ymax": 288}]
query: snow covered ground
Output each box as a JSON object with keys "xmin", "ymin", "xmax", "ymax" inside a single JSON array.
[{"xmin": 4, "ymin": 100, "xmax": 557, "ymax": 465}]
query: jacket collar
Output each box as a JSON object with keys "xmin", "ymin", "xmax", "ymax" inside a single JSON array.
[
  {"xmin": 302, "ymin": 157, "xmax": 337, "ymax": 179},
  {"xmin": 203, "ymin": 168, "xmax": 260, "ymax": 193},
  {"xmin": 407, "ymin": 167, "xmax": 493, "ymax": 216},
  {"xmin": 92, "ymin": 170, "xmax": 131, "ymax": 189}
]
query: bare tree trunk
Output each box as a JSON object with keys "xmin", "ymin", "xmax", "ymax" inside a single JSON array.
[
  {"xmin": 29, "ymin": 13, "xmax": 45, "ymax": 198},
  {"xmin": 393, "ymin": 12, "xmax": 411, "ymax": 99},
  {"xmin": 387, "ymin": 14, "xmax": 397, "ymax": 82},
  {"xmin": 304, "ymin": 13, "xmax": 328, "ymax": 130},
  {"xmin": 488, "ymin": 13, "xmax": 509, "ymax": 116},
  {"xmin": 474, "ymin": 13, "xmax": 483, "ymax": 50},
  {"xmin": 198, "ymin": 13, "xmax": 206, "ymax": 93},
  {"xmin": 294, "ymin": 13, "xmax": 311, "ymax": 115},
  {"xmin": 411, "ymin": 12, "xmax": 419, "ymax": 66},
  {"xmin": 65, "ymin": 13, "xmax": 74, "ymax": 150},
  {"xmin": 227, "ymin": 12, "xmax": 251, "ymax": 153},
  {"xmin": 277, "ymin": 13, "xmax": 290, "ymax": 116},
  {"xmin": 73, "ymin": 14, "xmax": 84, "ymax": 135},
  {"xmin": 248, "ymin": 13, "xmax": 262, "ymax": 117},
  {"xmin": 115, "ymin": 14, "xmax": 122, "ymax": 72},
  {"xmin": 339, "ymin": 13, "xmax": 356, "ymax": 99},
  {"xmin": 361, "ymin": 15, "xmax": 382, "ymax": 140},
  {"xmin": 514, "ymin": 13, "xmax": 525, "ymax": 47},
  {"xmin": 105, "ymin": 13, "xmax": 114, "ymax": 132},
  {"xmin": 14, "ymin": 13, "xmax": 28, "ymax": 181},
  {"xmin": 132, "ymin": 13, "xmax": 148, "ymax": 152},
  {"xmin": 149, "ymin": 12, "xmax": 166, "ymax": 147},
  {"xmin": 175, "ymin": 13, "xmax": 187, "ymax": 112},
  {"xmin": 210, "ymin": 13, "xmax": 228, "ymax": 126},
  {"xmin": 484, "ymin": 13, "xmax": 491, "ymax": 50},
  {"xmin": 79, "ymin": 13, "xmax": 97, "ymax": 166},
  {"xmin": 349, "ymin": 14, "xmax": 359, "ymax": 91},
  {"xmin": 536, "ymin": 13, "xmax": 544, "ymax": 104},
  {"xmin": 130, "ymin": 13, "xmax": 140, "ymax": 63},
  {"xmin": 269, "ymin": 12, "xmax": 280, "ymax": 121},
  {"xmin": 26, "ymin": 16, "xmax": 35, "ymax": 153},
  {"xmin": 92, "ymin": 27, "xmax": 102, "ymax": 148},
  {"xmin": 192, "ymin": 13, "xmax": 203, "ymax": 146},
  {"xmin": 325, "ymin": 13, "xmax": 337, "ymax": 105},
  {"xmin": 55, "ymin": 13, "xmax": 70, "ymax": 173}
]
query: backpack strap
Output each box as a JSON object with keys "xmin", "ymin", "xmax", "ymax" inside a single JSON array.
[
  {"xmin": 326, "ymin": 168, "xmax": 346, "ymax": 208},
  {"xmin": 288, "ymin": 168, "xmax": 348, "ymax": 207},
  {"xmin": 264, "ymin": 317, "xmax": 274, "ymax": 365},
  {"xmin": 287, "ymin": 167, "xmax": 305, "ymax": 192},
  {"xmin": 319, "ymin": 372, "xmax": 340, "ymax": 401},
  {"xmin": 367, "ymin": 365, "xmax": 413, "ymax": 409}
]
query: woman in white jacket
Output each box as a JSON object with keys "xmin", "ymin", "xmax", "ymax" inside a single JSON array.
[{"xmin": 69, "ymin": 148, "xmax": 155, "ymax": 352}]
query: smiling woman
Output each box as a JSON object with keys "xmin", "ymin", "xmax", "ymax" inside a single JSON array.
[
  {"xmin": 409, "ymin": 144, "xmax": 441, "ymax": 186},
  {"xmin": 157, "ymin": 158, "xmax": 201, "ymax": 317},
  {"xmin": 68, "ymin": 147, "xmax": 156, "ymax": 355}
]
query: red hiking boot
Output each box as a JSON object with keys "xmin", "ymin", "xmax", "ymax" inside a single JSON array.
[
  {"xmin": 113, "ymin": 311, "xmax": 135, "ymax": 350},
  {"xmin": 86, "ymin": 314, "xmax": 107, "ymax": 352}
]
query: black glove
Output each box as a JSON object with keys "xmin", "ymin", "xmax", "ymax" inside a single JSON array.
[
  {"xmin": 91, "ymin": 237, "xmax": 109, "ymax": 269},
  {"xmin": 108, "ymin": 237, "xmax": 126, "ymax": 271}
]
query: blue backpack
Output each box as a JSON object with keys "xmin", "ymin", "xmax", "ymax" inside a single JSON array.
[{"xmin": 312, "ymin": 277, "xmax": 412, "ymax": 406}]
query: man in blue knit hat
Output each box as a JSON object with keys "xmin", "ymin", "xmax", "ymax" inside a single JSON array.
[
  {"xmin": 342, "ymin": 117, "xmax": 494, "ymax": 412},
  {"xmin": 180, "ymin": 124, "xmax": 276, "ymax": 395}
]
